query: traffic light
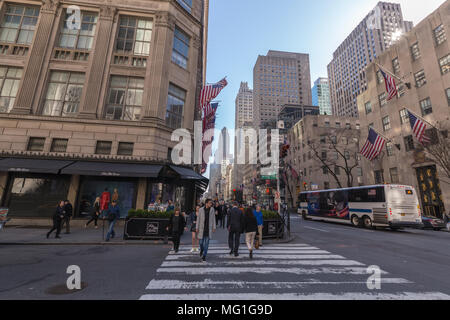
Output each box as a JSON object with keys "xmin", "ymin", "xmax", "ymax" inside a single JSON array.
[
  {"xmin": 303, "ymin": 182, "xmax": 308, "ymax": 190},
  {"xmin": 266, "ymin": 188, "xmax": 270, "ymax": 195},
  {"xmin": 280, "ymin": 144, "xmax": 290, "ymax": 158}
]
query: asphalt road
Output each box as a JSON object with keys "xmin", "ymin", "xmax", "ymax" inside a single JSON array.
[{"xmin": 0, "ymin": 216, "xmax": 449, "ymax": 300}]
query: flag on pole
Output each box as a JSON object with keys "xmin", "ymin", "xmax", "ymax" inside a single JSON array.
[
  {"xmin": 407, "ymin": 110, "xmax": 431, "ymax": 144},
  {"xmin": 360, "ymin": 128, "xmax": 387, "ymax": 161},
  {"xmin": 201, "ymin": 102, "xmax": 219, "ymax": 174},
  {"xmin": 379, "ymin": 68, "xmax": 398, "ymax": 101},
  {"xmin": 199, "ymin": 78, "xmax": 228, "ymax": 109}
]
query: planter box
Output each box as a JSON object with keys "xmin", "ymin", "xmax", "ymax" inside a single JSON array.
[
  {"xmin": 262, "ymin": 219, "xmax": 284, "ymax": 239},
  {"xmin": 123, "ymin": 217, "xmax": 172, "ymax": 240}
]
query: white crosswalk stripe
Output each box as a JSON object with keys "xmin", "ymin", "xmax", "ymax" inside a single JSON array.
[{"xmin": 139, "ymin": 243, "xmax": 450, "ymax": 300}]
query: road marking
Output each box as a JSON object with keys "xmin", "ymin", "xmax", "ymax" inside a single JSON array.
[
  {"xmin": 174, "ymin": 249, "xmax": 322, "ymax": 254},
  {"xmin": 146, "ymin": 278, "xmax": 413, "ymax": 290},
  {"xmin": 303, "ymin": 226, "xmax": 330, "ymax": 233},
  {"xmin": 140, "ymin": 292, "xmax": 450, "ymax": 300},
  {"xmin": 160, "ymin": 259, "xmax": 365, "ymax": 267},
  {"xmin": 165, "ymin": 252, "xmax": 332, "ymax": 260},
  {"xmin": 155, "ymin": 266, "xmax": 387, "ymax": 275},
  {"xmin": 177, "ymin": 246, "xmax": 319, "ymax": 251}
]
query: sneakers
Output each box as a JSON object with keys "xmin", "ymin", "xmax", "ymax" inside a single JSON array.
[
  {"xmin": 169, "ymin": 250, "xmax": 175, "ymax": 254},
  {"xmin": 234, "ymin": 253, "xmax": 239, "ymax": 257},
  {"xmin": 229, "ymin": 250, "xmax": 233, "ymax": 256},
  {"xmin": 200, "ymin": 250, "xmax": 203, "ymax": 257},
  {"xmin": 194, "ymin": 248, "xmax": 199, "ymax": 252},
  {"xmin": 46, "ymin": 233, "xmax": 50, "ymax": 239},
  {"xmin": 249, "ymin": 250, "xmax": 253, "ymax": 259},
  {"xmin": 190, "ymin": 248, "xmax": 195, "ymax": 253},
  {"xmin": 55, "ymin": 236, "xmax": 61, "ymax": 239},
  {"xmin": 202, "ymin": 256, "xmax": 206, "ymax": 262}
]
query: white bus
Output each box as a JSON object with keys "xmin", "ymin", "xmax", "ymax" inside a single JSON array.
[{"xmin": 298, "ymin": 185, "xmax": 423, "ymax": 230}]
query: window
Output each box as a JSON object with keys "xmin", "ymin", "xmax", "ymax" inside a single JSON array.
[
  {"xmin": 404, "ymin": 135, "xmax": 415, "ymax": 151},
  {"xmin": 166, "ymin": 83, "xmax": 186, "ymax": 129},
  {"xmin": 414, "ymin": 70, "xmax": 426, "ymax": 88},
  {"xmin": 420, "ymin": 98, "xmax": 432, "ymax": 116},
  {"xmin": 411, "ymin": 42, "xmax": 420, "ymax": 60},
  {"xmin": 346, "ymin": 123, "xmax": 351, "ymax": 129},
  {"xmin": 117, "ymin": 142, "xmax": 134, "ymax": 156},
  {"xmin": 0, "ymin": 4, "xmax": 39, "ymax": 45},
  {"xmin": 344, "ymin": 151, "xmax": 350, "ymax": 160},
  {"xmin": 177, "ymin": 0, "xmax": 192, "ymax": 13},
  {"xmin": 446, "ymin": 88, "xmax": 450, "ymax": 106},
  {"xmin": 389, "ymin": 168, "xmax": 399, "ymax": 184},
  {"xmin": 386, "ymin": 142, "xmax": 394, "ymax": 157},
  {"xmin": 324, "ymin": 121, "xmax": 330, "ymax": 127},
  {"xmin": 324, "ymin": 182, "xmax": 330, "ymax": 190},
  {"xmin": 58, "ymin": 12, "xmax": 98, "ymax": 50},
  {"xmin": 379, "ymin": 92, "xmax": 387, "ymax": 107},
  {"xmin": 50, "ymin": 138, "xmax": 68, "ymax": 153},
  {"xmin": 356, "ymin": 123, "xmax": 360, "ymax": 130},
  {"xmin": 399, "ymin": 108, "xmax": 409, "ymax": 124},
  {"xmin": 322, "ymin": 166, "xmax": 328, "ymax": 174},
  {"xmin": 382, "ymin": 116, "xmax": 391, "ymax": 131},
  {"xmin": 434, "ymin": 24, "xmax": 446, "ymax": 46},
  {"xmin": 320, "ymin": 136, "xmax": 326, "ymax": 144},
  {"xmin": 365, "ymin": 101, "xmax": 372, "ymax": 114},
  {"xmin": 392, "ymin": 57, "xmax": 400, "ymax": 74},
  {"xmin": 376, "ymin": 70, "xmax": 383, "ymax": 84},
  {"xmin": 116, "ymin": 16, "xmax": 152, "ymax": 56},
  {"xmin": 27, "ymin": 137, "xmax": 45, "ymax": 151},
  {"xmin": 397, "ymin": 83, "xmax": 405, "ymax": 97},
  {"xmin": 357, "ymin": 167, "xmax": 363, "ymax": 177},
  {"xmin": 172, "ymin": 27, "xmax": 189, "ymax": 69},
  {"xmin": 42, "ymin": 71, "xmax": 85, "ymax": 117},
  {"xmin": 321, "ymin": 151, "xmax": 327, "ymax": 160},
  {"xmin": 438, "ymin": 54, "xmax": 450, "ymax": 75},
  {"xmin": 334, "ymin": 166, "xmax": 340, "ymax": 175},
  {"xmin": 0, "ymin": 66, "xmax": 22, "ymax": 113},
  {"xmin": 95, "ymin": 141, "xmax": 112, "ymax": 155},
  {"xmin": 106, "ymin": 76, "xmax": 144, "ymax": 121},
  {"xmin": 374, "ymin": 170, "xmax": 383, "ymax": 184},
  {"xmin": 167, "ymin": 147, "xmax": 173, "ymax": 161}
]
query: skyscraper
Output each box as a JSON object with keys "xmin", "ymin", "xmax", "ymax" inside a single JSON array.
[
  {"xmin": 253, "ymin": 50, "xmax": 312, "ymax": 128},
  {"xmin": 327, "ymin": 1, "xmax": 413, "ymax": 117},
  {"xmin": 235, "ymin": 82, "xmax": 253, "ymax": 129},
  {"xmin": 312, "ymin": 78, "xmax": 332, "ymax": 115}
]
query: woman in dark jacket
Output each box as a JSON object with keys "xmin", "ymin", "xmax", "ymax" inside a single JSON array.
[
  {"xmin": 166, "ymin": 208, "xmax": 186, "ymax": 253},
  {"xmin": 47, "ymin": 201, "xmax": 65, "ymax": 239},
  {"xmin": 85, "ymin": 197, "xmax": 101, "ymax": 229},
  {"xmin": 243, "ymin": 207, "xmax": 258, "ymax": 259}
]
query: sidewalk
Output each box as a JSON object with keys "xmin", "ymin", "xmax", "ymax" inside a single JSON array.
[{"xmin": 0, "ymin": 223, "xmax": 295, "ymax": 246}]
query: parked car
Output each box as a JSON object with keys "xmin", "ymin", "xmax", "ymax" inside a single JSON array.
[{"xmin": 421, "ymin": 216, "xmax": 446, "ymax": 231}]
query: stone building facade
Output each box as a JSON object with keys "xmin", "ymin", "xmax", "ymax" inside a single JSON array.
[
  {"xmin": 0, "ymin": 0, "xmax": 209, "ymax": 221},
  {"xmin": 356, "ymin": 0, "xmax": 450, "ymax": 218}
]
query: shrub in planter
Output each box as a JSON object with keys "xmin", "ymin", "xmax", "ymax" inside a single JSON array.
[
  {"xmin": 127, "ymin": 209, "xmax": 174, "ymax": 219},
  {"xmin": 262, "ymin": 210, "xmax": 280, "ymax": 220}
]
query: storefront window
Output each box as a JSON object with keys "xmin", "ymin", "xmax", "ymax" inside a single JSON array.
[
  {"xmin": 5, "ymin": 174, "xmax": 70, "ymax": 217},
  {"xmin": 78, "ymin": 177, "xmax": 137, "ymax": 218},
  {"xmin": 146, "ymin": 182, "xmax": 188, "ymax": 211}
]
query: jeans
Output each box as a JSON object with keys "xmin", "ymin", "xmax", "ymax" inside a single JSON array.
[
  {"xmin": 61, "ymin": 216, "xmax": 71, "ymax": 233},
  {"xmin": 172, "ymin": 233, "xmax": 181, "ymax": 251},
  {"xmin": 105, "ymin": 219, "xmax": 117, "ymax": 241},
  {"xmin": 199, "ymin": 237, "xmax": 210, "ymax": 257}
]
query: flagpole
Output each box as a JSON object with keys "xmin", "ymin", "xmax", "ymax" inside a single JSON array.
[
  {"xmin": 375, "ymin": 62, "xmax": 409, "ymax": 82},
  {"xmin": 405, "ymin": 107, "xmax": 439, "ymax": 130}
]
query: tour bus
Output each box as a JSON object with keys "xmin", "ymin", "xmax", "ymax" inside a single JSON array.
[{"xmin": 298, "ymin": 185, "xmax": 424, "ymax": 230}]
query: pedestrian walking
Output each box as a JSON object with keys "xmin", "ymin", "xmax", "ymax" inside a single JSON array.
[
  {"xmin": 166, "ymin": 200, "xmax": 175, "ymax": 212},
  {"xmin": 166, "ymin": 208, "xmax": 186, "ymax": 253},
  {"xmin": 228, "ymin": 201, "xmax": 244, "ymax": 257},
  {"xmin": 47, "ymin": 201, "xmax": 65, "ymax": 239},
  {"xmin": 85, "ymin": 197, "xmax": 101, "ymax": 229},
  {"xmin": 254, "ymin": 204, "xmax": 264, "ymax": 248},
  {"xmin": 196, "ymin": 199, "xmax": 216, "ymax": 262},
  {"xmin": 60, "ymin": 200, "xmax": 72, "ymax": 234},
  {"xmin": 102, "ymin": 200, "xmax": 120, "ymax": 242},
  {"xmin": 187, "ymin": 206, "xmax": 200, "ymax": 252},
  {"xmin": 243, "ymin": 207, "xmax": 258, "ymax": 259}
]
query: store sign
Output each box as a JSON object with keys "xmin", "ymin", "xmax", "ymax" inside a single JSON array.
[
  {"xmin": 8, "ymin": 168, "xmax": 30, "ymax": 172},
  {"xmin": 146, "ymin": 222, "xmax": 159, "ymax": 235},
  {"xmin": 100, "ymin": 172, "xmax": 121, "ymax": 177},
  {"xmin": 268, "ymin": 222, "xmax": 276, "ymax": 235}
]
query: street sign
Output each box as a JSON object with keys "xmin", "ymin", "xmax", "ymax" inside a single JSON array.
[{"xmin": 261, "ymin": 175, "xmax": 277, "ymax": 180}]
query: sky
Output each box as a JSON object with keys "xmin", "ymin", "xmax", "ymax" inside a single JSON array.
[{"xmin": 203, "ymin": 0, "xmax": 445, "ymax": 177}]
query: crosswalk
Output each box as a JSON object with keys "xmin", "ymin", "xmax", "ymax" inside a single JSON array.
[{"xmin": 139, "ymin": 243, "xmax": 450, "ymax": 300}]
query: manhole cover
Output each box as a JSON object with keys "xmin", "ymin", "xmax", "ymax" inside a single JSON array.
[{"xmin": 45, "ymin": 282, "xmax": 87, "ymax": 295}]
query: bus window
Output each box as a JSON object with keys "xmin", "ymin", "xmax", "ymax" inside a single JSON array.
[{"xmin": 367, "ymin": 187, "xmax": 385, "ymax": 202}]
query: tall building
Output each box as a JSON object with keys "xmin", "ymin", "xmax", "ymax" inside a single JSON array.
[
  {"xmin": 312, "ymin": 78, "xmax": 332, "ymax": 115},
  {"xmin": 0, "ymin": 0, "xmax": 209, "ymax": 221},
  {"xmin": 235, "ymin": 82, "xmax": 253, "ymax": 129},
  {"xmin": 357, "ymin": 0, "xmax": 450, "ymax": 218},
  {"xmin": 253, "ymin": 50, "xmax": 312, "ymax": 128},
  {"xmin": 328, "ymin": 1, "xmax": 413, "ymax": 118}
]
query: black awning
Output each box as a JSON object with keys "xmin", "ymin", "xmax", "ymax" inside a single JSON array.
[
  {"xmin": 169, "ymin": 165, "xmax": 207, "ymax": 181},
  {"xmin": 61, "ymin": 161, "xmax": 163, "ymax": 178},
  {"xmin": 0, "ymin": 158, "xmax": 74, "ymax": 174}
]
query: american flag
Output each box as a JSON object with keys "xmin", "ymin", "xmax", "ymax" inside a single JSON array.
[
  {"xmin": 199, "ymin": 78, "xmax": 228, "ymax": 109},
  {"xmin": 200, "ymin": 103, "xmax": 219, "ymax": 174},
  {"xmin": 380, "ymin": 69, "xmax": 398, "ymax": 101},
  {"xmin": 360, "ymin": 128, "xmax": 387, "ymax": 161},
  {"xmin": 408, "ymin": 110, "xmax": 431, "ymax": 144}
]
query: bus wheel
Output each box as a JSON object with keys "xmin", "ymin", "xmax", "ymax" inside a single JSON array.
[
  {"xmin": 302, "ymin": 211, "xmax": 309, "ymax": 220},
  {"xmin": 351, "ymin": 215, "xmax": 360, "ymax": 227},
  {"xmin": 363, "ymin": 216, "xmax": 373, "ymax": 229}
]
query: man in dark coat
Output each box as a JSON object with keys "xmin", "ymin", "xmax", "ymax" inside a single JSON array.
[
  {"xmin": 47, "ymin": 201, "xmax": 65, "ymax": 239},
  {"xmin": 61, "ymin": 200, "xmax": 73, "ymax": 234},
  {"xmin": 167, "ymin": 208, "xmax": 186, "ymax": 253},
  {"xmin": 227, "ymin": 201, "xmax": 244, "ymax": 257}
]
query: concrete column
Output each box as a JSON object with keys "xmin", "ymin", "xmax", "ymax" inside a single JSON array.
[
  {"xmin": 67, "ymin": 175, "xmax": 80, "ymax": 205},
  {"xmin": 78, "ymin": 5, "xmax": 116, "ymax": 119},
  {"xmin": 0, "ymin": 172, "xmax": 8, "ymax": 204},
  {"xmin": 11, "ymin": 0, "xmax": 60, "ymax": 115},
  {"xmin": 142, "ymin": 11, "xmax": 175, "ymax": 121},
  {"xmin": 136, "ymin": 178, "xmax": 147, "ymax": 210}
]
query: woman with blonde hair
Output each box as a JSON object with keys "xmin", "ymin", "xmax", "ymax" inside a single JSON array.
[{"xmin": 85, "ymin": 197, "xmax": 101, "ymax": 229}]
